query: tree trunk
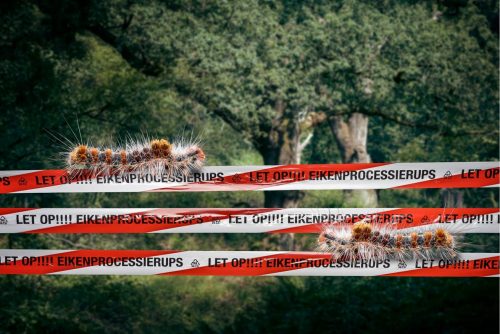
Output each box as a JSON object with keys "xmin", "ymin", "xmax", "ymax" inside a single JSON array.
[
  {"xmin": 255, "ymin": 102, "xmax": 309, "ymax": 250},
  {"xmin": 441, "ymin": 189, "xmax": 463, "ymax": 207},
  {"xmin": 258, "ymin": 100, "xmax": 304, "ymax": 209},
  {"xmin": 328, "ymin": 112, "xmax": 378, "ymax": 207}
]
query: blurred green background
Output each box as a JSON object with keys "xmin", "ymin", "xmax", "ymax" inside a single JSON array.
[{"xmin": 0, "ymin": 0, "xmax": 498, "ymax": 333}]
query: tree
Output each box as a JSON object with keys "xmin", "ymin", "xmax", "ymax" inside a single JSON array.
[
  {"xmin": 22, "ymin": 0, "xmax": 496, "ymax": 210},
  {"xmin": 0, "ymin": 1, "xmax": 499, "ymax": 332}
]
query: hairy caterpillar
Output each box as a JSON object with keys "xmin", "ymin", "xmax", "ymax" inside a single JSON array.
[
  {"xmin": 66, "ymin": 137, "xmax": 205, "ymax": 177},
  {"xmin": 317, "ymin": 220, "xmax": 458, "ymax": 261}
]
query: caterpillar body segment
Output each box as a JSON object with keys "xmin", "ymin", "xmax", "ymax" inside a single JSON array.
[
  {"xmin": 67, "ymin": 138, "xmax": 205, "ymax": 177},
  {"xmin": 317, "ymin": 221, "xmax": 458, "ymax": 261}
]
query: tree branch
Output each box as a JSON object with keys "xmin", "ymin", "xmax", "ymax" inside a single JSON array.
[
  {"xmin": 354, "ymin": 108, "xmax": 497, "ymax": 137},
  {"xmin": 87, "ymin": 25, "xmax": 163, "ymax": 76},
  {"xmin": 299, "ymin": 132, "xmax": 313, "ymax": 152}
]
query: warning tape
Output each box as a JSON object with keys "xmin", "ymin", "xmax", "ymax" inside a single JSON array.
[
  {"xmin": 0, "ymin": 250, "xmax": 497, "ymax": 277},
  {"xmin": 0, "ymin": 208, "xmax": 498, "ymax": 234},
  {"xmin": 0, "ymin": 162, "xmax": 498, "ymax": 193}
]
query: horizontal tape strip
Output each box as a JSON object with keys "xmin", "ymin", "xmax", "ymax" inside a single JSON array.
[
  {"xmin": 0, "ymin": 162, "xmax": 498, "ymax": 193},
  {"xmin": 0, "ymin": 208, "xmax": 498, "ymax": 234},
  {"xmin": 0, "ymin": 250, "xmax": 497, "ymax": 277}
]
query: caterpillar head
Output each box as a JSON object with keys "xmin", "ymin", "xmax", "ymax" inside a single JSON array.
[
  {"xmin": 178, "ymin": 145, "xmax": 206, "ymax": 173},
  {"xmin": 194, "ymin": 147, "xmax": 206, "ymax": 161}
]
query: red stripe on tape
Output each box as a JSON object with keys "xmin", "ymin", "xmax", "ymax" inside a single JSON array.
[{"xmin": 0, "ymin": 208, "xmax": 37, "ymax": 215}]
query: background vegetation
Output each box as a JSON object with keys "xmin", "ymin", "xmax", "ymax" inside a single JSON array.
[{"xmin": 0, "ymin": 0, "xmax": 498, "ymax": 333}]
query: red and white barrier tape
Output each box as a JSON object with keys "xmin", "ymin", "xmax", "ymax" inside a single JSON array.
[
  {"xmin": 0, "ymin": 208, "xmax": 498, "ymax": 234},
  {"xmin": 0, "ymin": 250, "xmax": 497, "ymax": 277},
  {"xmin": 0, "ymin": 162, "xmax": 498, "ymax": 193}
]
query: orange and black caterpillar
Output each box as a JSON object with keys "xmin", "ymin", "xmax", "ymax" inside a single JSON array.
[
  {"xmin": 317, "ymin": 221, "xmax": 458, "ymax": 261},
  {"xmin": 67, "ymin": 138, "xmax": 205, "ymax": 176}
]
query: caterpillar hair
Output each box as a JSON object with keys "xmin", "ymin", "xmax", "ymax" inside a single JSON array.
[
  {"xmin": 317, "ymin": 220, "xmax": 458, "ymax": 261},
  {"xmin": 66, "ymin": 137, "xmax": 205, "ymax": 177}
]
